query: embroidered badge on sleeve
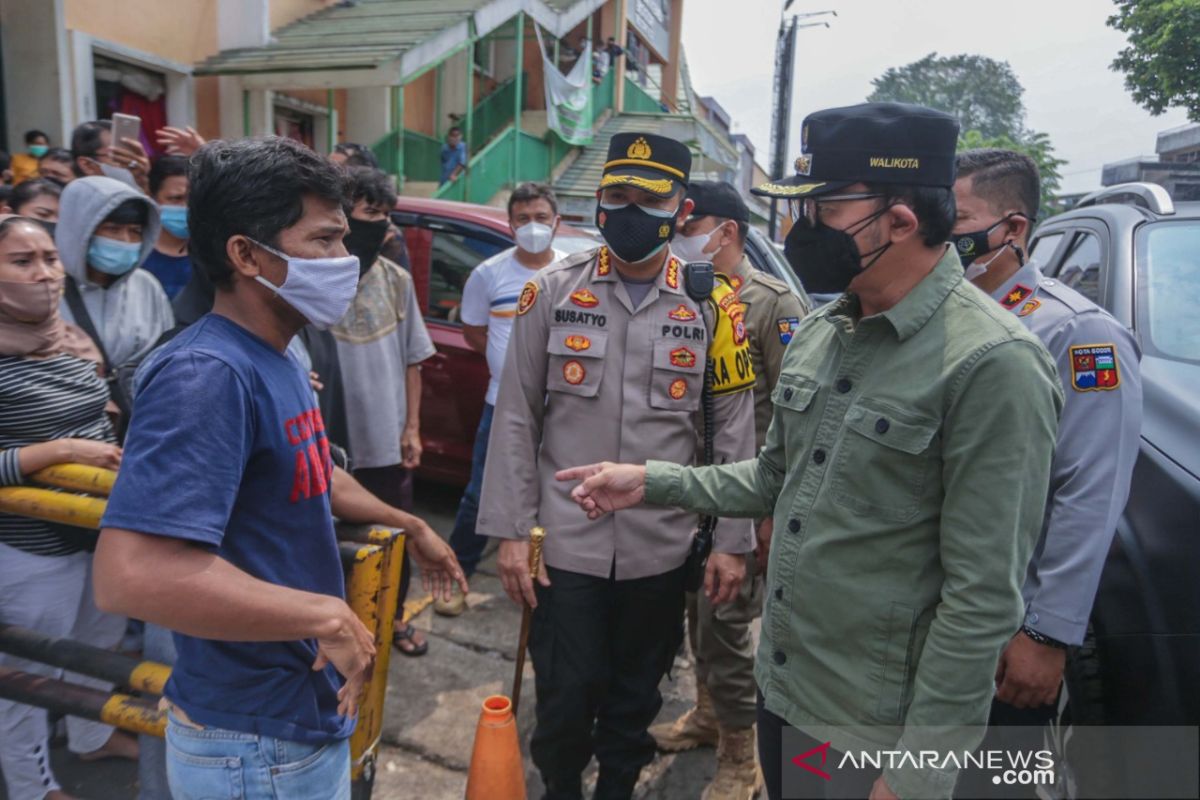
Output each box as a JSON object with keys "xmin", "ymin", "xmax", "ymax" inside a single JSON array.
[{"xmin": 1070, "ymin": 343, "xmax": 1121, "ymax": 392}]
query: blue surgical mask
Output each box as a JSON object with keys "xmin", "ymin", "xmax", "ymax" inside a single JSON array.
[
  {"xmin": 87, "ymin": 236, "xmax": 143, "ymax": 276},
  {"xmin": 160, "ymin": 205, "xmax": 189, "ymax": 239}
]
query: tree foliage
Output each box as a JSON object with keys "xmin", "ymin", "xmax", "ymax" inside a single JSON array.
[
  {"xmin": 958, "ymin": 130, "xmax": 1068, "ymax": 221},
  {"xmin": 868, "ymin": 52, "xmax": 1027, "ymax": 141},
  {"xmin": 1108, "ymin": 0, "xmax": 1200, "ymax": 121},
  {"xmin": 869, "ymin": 53, "xmax": 1069, "ymax": 216}
]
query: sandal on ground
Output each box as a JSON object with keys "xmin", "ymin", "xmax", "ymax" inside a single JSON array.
[{"xmin": 392, "ymin": 624, "xmax": 429, "ymax": 657}]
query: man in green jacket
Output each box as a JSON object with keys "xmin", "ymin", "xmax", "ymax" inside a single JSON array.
[{"xmin": 557, "ymin": 103, "xmax": 1063, "ymax": 800}]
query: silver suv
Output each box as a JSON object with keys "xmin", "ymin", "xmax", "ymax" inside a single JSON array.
[{"xmin": 1027, "ymin": 183, "xmax": 1200, "ymax": 727}]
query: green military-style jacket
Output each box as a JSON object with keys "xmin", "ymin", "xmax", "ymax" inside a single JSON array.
[{"xmin": 645, "ymin": 247, "xmax": 1063, "ymax": 798}]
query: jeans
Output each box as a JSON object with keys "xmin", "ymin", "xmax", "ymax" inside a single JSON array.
[
  {"xmin": 447, "ymin": 402, "xmax": 494, "ymax": 577},
  {"xmin": 165, "ymin": 713, "xmax": 351, "ymax": 800}
]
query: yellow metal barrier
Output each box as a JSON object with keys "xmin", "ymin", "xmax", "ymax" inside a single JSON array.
[
  {"xmin": 0, "ymin": 486, "xmax": 105, "ymax": 529},
  {"xmin": 0, "ymin": 465, "xmax": 400, "ymax": 800},
  {"xmin": 32, "ymin": 463, "xmax": 117, "ymax": 496}
]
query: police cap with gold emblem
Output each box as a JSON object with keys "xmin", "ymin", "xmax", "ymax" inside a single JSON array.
[
  {"xmin": 752, "ymin": 102, "xmax": 960, "ymax": 199},
  {"xmin": 600, "ymin": 132, "xmax": 692, "ymax": 197}
]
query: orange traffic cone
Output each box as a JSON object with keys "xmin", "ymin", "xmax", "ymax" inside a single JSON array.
[{"xmin": 465, "ymin": 695, "xmax": 527, "ymax": 800}]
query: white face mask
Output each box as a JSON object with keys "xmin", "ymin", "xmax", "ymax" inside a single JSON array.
[
  {"xmin": 513, "ymin": 221, "xmax": 555, "ymax": 254},
  {"xmin": 672, "ymin": 225, "xmax": 723, "ymax": 263},
  {"xmin": 250, "ymin": 239, "xmax": 360, "ymax": 330},
  {"xmin": 97, "ymin": 161, "xmax": 139, "ymax": 190},
  {"xmin": 963, "ymin": 241, "xmax": 1013, "ymax": 282}
]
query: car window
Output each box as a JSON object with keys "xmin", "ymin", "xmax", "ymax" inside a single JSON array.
[
  {"xmin": 1137, "ymin": 222, "xmax": 1200, "ymax": 365},
  {"xmin": 1028, "ymin": 231, "xmax": 1065, "ymax": 264},
  {"xmin": 1054, "ymin": 232, "xmax": 1103, "ymax": 304},
  {"xmin": 403, "ymin": 226, "xmax": 507, "ymax": 322}
]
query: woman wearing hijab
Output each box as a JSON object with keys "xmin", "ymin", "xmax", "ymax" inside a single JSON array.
[{"xmin": 0, "ymin": 215, "xmax": 138, "ymax": 800}]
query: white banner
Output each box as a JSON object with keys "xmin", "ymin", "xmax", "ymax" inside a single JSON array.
[{"xmin": 536, "ymin": 25, "xmax": 594, "ymax": 146}]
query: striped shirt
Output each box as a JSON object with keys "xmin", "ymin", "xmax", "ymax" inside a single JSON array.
[{"xmin": 0, "ymin": 354, "xmax": 116, "ymax": 556}]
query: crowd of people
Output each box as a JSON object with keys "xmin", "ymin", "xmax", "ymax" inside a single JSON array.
[{"xmin": 0, "ymin": 98, "xmax": 1141, "ymax": 800}]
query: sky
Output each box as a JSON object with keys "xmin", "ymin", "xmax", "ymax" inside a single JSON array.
[{"xmin": 679, "ymin": 0, "xmax": 1192, "ymax": 195}]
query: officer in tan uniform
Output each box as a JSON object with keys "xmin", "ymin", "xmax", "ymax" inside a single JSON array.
[
  {"xmin": 477, "ymin": 133, "xmax": 757, "ymax": 800},
  {"xmin": 658, "ymin": 180, "xmax": 809, "ymax": 800}
]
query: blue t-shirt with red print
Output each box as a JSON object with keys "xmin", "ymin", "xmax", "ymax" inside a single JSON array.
[{"xmin": 102, "ymin": 313, "xmax": 351, "ymax": 744}]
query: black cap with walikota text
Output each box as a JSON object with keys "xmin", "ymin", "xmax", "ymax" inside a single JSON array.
[
  {"xmin": 600, "ymin": 132, "xmax": 692, "ymax": 197},
  {"xmin": 752, "ymin": 102, "xmax": 960, "ymax": 199}
]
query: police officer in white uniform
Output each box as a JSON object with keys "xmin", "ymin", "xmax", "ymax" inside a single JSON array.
[{"xmin": 951, "ymin": 149, "xmax": 1142, "ymax": 757}]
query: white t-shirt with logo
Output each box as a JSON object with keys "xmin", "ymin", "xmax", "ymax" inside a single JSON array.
[{"xmin": 460, "ymin": 246, "xmax": 566, "ymax": 405}]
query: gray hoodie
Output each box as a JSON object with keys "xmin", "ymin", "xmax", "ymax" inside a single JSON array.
[{"xmin": 56, "ymin": 176, "xmax": 173, "ymax": 367}]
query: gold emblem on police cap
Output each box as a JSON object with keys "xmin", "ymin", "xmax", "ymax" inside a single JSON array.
[
  {"xmin": 627, "ymin": 137, "xmax": 653, "ymax": 160},
  {"xmin": 794, "ymin": 154, "xmax": 812, "ymax": 176}
]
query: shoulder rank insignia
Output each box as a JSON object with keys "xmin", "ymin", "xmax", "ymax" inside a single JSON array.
[
  {"xmin": 1017, "ymin": 299, "xmax": 1041, "ymax": 317},
  {"xmin": 665, "ymin": 257, "xmax": 681, "ymax": 290},
  {"xmin": 563, "ymin": 360, "xmax": 586, "ymax": 385},
  {"xmin": 564, "ymin": 335, "xmax": 591, "ymax": 352},
  {"xmin": 1070, "ymin": 344, "xmax": 1120, "ymax": 392},
  {"xmin": 571, "ymin": 289, "xmax": 599, "ymax": 308},
  {"xmin": 668, "ymin": 304, "xmax": 697, "ymax": 322},
  {"xmin": 517, "ymin": 281, "xmax": 538, "ymax": 316},
  {"xmin": 777, "ymin": 316, "xmax": 800, "ymax": 345},
  {"xmin": 1001, "ymin": 283, "xmax": 1034, "ymax": 310},
  {"xmin": 668, "ymin": 378, "xmax": 688, "ymax": 400},
  {"xmin": 596, "ymin": 247, "xmax": 611, "ymax": 277},
  {"xmin": 670, "ymin": 346, "xmax": 696, "ymax": 369}
]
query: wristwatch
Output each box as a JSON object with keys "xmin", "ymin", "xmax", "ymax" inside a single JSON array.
[{"xmin": 1021, "ymin": 626, "xmax": 1068, "ymax": 650}]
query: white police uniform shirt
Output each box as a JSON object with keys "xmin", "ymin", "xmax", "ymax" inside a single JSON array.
[{"xmin": 989, "ymin": 260, "xmax": 1143, "ymax": 645}]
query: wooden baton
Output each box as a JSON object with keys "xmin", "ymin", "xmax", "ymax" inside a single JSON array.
[{"xmin": 511, "ymin": 526, "xmax": 546, "ymax": 716}]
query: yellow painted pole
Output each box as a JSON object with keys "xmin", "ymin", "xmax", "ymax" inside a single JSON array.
[
  {"xmin": 344, "ymin": 542, "xmax": 385, "ymax": 783},
  {"xmin": 0, "ymin": 487, "xmax": 105, "ymax": 529},
  {"xmin": 363, "ymin": 529, "xmax": 405, "ymax": 748},
  {"xmin": 31, "ymin": 464, "xmax": 116, "ymax": 496},
  {"xmin": 100, "ymin": 694, "xmax": 167, "ymax": 737}
]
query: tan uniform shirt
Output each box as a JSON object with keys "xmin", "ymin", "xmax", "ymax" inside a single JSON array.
[
  {"xmin": 729, "ymin": 257, "xmax": 809, "ymax": 447},
  {"xmin": 477, "ymin": 246, "xmax": 757, "ymax": 580}
]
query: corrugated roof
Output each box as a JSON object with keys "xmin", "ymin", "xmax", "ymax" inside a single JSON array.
[{"xmin": 196, "ymin": 0, "xmax": 488, "ymax": 75}]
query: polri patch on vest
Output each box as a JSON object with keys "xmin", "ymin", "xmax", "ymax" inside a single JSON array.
[
  {"xmin": 563, "ymin": 360, "xmax": 586, "ymax": 385},
  {"xmin": 1001, "ymin": 283, "xmax": 1034, "ymax": 310},
  {"xmin": 517, "ymin": 282, "xmax": 538, "ymax": 315},
  {"xmin": 565, "ymin": 335, "xmax": 591, "ymax": 352},
  {"xmin": 668, "ymin": 304, "xmax": 697, "ymax": 322},
  {"xmin": 670, "ymin": 347, "xmax": 696, "ymax": 369},
  {"xmin": 1070, "ymin": 343, "xmax": 1120, "ymax": 392},
  {"xmin": 571, "ymin": 289, "xmax": 599, "ymax": 308}
]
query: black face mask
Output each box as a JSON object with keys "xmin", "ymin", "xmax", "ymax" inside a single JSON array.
[
  {"xmin": 344, "ymin": 217, "xmax": 390, "ymax": 276},
  {"xmin": 596, "ymin": 200, "xmax": 680, "ymax": 264},
  {"xmin": 783, "ymin": 204, "xmax": 893, "ymax": 295},
  {"xmin": 954, "ymin": 213, "xmax": 1023, "ymax": 267}
]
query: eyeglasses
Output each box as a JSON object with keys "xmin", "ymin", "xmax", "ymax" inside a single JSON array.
[{"xmin": 788, "ymin": 192, "xmax": 885, "ymax": 225}]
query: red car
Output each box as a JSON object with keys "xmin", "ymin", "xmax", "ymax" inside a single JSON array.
[{"xmin": 393, "ymin": 197, "xmax": 599, "ymax": 486}]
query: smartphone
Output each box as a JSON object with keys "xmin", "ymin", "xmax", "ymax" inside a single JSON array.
[{"xmin": 111, "ymin": 113, "xmax": 142, "ymax": 150}]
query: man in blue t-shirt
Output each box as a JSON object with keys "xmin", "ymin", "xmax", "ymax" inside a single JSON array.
[
  {"xmin": 439, "ymin": 126, "xmax": 467, "ymax": 185},
  {"xmin": 94, "ymin": 136, "xmax": 467, "ymax": 800}
]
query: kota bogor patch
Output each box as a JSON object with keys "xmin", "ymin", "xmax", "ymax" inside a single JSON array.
[
  {"xmin": 563, "ymin": 360, "xmax": 586, "ymax": 385},
  {"xmin": 1070, "ymin": 344, "xmax": 1120, "ymax": 392},
  {"xmin": 517, "ymin": 282, "xmax": 538, "ymax": 315}
]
